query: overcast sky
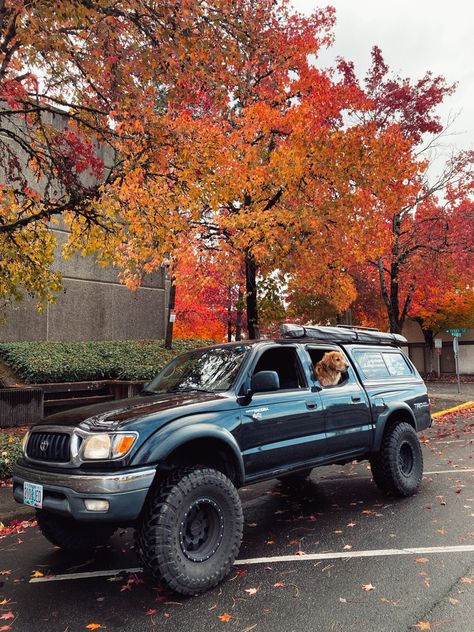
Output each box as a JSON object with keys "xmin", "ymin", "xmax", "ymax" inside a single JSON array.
[{"xmin": 293, "ymin": 0, "xmax": 474, "ymax": 165}]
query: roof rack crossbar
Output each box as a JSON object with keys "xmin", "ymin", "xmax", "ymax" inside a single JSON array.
[{"xmin": 336, "ymin": 324, "xmax": 380, "ymax": 332}]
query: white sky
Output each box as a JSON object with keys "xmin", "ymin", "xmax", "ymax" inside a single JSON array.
[{"xmin": 293, "ymin": 0, "xmax": 474, "ymax": 164}]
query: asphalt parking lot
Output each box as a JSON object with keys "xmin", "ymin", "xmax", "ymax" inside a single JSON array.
[{"xmin": 0, "ymin": 406, "xmax": 473, "ymax": 632}]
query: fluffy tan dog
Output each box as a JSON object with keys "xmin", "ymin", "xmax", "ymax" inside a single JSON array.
[{"xmin": 315, "ymin": 351, "xmax": 349, "ymax": 387}]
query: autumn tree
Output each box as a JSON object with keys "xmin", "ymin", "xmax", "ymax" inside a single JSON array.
[{"xmin": 337, "ymin": 47, "xmax": 474, "ymax": 334}]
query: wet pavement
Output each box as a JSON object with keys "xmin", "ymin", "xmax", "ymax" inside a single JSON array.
[{"xmin": 0, "ymin": 408, "xmax": 472, "ymax": 632}]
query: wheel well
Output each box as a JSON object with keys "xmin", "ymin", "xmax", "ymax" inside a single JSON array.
[
  {"xmin": 163, "ymin": 438, "xmax": 242, "ymax": 486},
  {"xmin": 385, "ymin": 410, "xmax": 416, "ymax": 433}
]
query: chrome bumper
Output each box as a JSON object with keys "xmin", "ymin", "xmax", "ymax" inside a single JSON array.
[
  {"xmin": 13, "ymin": 462, "xmax": 156, "ymax": 494},
  {"xmin": 12, "ymin": 462, "xmax": 156, "ymax": 522}
]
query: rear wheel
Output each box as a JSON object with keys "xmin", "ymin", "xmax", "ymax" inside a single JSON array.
[
  {"xmin": 136, "ymin": 467, "xmax": 243, "ymax": 595},
  {"xmin": 36, "ymin": 509, "xmax": 116, "ymax": 552},
  {"xmin": 370, "ymin": 422, "xmax": 423, "ymax": 497}
]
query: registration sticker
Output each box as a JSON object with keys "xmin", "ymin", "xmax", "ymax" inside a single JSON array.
[{"xmin": 23, "ymin": 481, "xmax": 43, "ymax": 508}]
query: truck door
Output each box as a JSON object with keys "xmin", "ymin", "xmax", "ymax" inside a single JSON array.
[
  {"xmin": 307, "ymin": 345, "xmax": 373, "ymax": 458},
  {"xmin": 240, "ymin": 345, "xmax": 325, "ymax": 477}
]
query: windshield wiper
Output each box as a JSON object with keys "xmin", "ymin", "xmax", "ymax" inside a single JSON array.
[
  {"xmin": 167, "ymin": 386, "xmax": 215, "ymax": 394},
  {"xmin": 140, "ymin": 388, "xmax": 158, "ymax": 396}
]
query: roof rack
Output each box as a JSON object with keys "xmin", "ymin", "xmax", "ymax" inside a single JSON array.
[
  {"xmin": 336, "ymin": 324, "xmax": 379, "ymax": 332},
  {"xmin": 280, "ymin": 323, "xmax": 407, "ymax": 347}
]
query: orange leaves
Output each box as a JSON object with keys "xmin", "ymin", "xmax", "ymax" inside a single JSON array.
[
  {"xmin": 85, "ymin": 625, "xmax": 102, "ymax": 630},
  {"xmin": 412, "ymin": 622, "xmax": 431, "ymax": 630},
  {"xmin": 218, "ymin": 613, "xmax": 232, "ymax": 622}
]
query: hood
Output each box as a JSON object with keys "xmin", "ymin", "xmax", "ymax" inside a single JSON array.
[{"xmin": 37, "ymin": 391, "xmax": 232, "ymax": 432}]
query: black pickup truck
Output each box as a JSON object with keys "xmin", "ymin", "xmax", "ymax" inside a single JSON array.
[{"xmin": 13, "ymin": 324, "xmax": 432, "ymax": 595}]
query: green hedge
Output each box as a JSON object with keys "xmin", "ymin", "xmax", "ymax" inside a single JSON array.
[
  {"xmin": 0, "ymin": 339, "xmax": 213, "ymax": 384},
  {"xmin": 0, "ymin": 433, "xmax": 22, "ymax": 479}
]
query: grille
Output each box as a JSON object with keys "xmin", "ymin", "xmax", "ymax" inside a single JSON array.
[{"xmin": 27, "ymin": 432, "xmax": 71, "ymax": 463}]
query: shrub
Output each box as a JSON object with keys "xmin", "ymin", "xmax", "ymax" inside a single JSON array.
[
  {"xmin": 0, "ymin": 339, "xmax": 214, "ymax": 384},
  {"xmin": 0, "ymin": 433, "xmax": 23, "ymax": 479}
]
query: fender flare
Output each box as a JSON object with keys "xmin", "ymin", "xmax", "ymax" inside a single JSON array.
[
  {"xmin": 373, "ymin": 403, "xmax": 417, "ymax": 452},
  {"xmin": 132, "ymin": 422, "xmax": 245, "ymax": 486}
]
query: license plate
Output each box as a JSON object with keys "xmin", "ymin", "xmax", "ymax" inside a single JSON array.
[{"xmin": 23, "ymin": 481, "xmax": 43, "ymax": 509}]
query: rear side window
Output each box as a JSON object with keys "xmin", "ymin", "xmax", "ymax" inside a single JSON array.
[
  {"xmin": 353, "ymin": 350, "xmax": 413, "ymax": 380},
  {"xmin": 382, "ymin": 352, "xmax": 413, "ymax": 376}
]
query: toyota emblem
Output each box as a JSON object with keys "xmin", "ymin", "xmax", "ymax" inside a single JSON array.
[{"xmin": 39, "ymin": 439, "xmax": 49, "ymax": 452}]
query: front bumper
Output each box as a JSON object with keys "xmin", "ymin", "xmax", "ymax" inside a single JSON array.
[{"xmin": 12, "ymin": 462, "xmax": 156, "ymax": 523}]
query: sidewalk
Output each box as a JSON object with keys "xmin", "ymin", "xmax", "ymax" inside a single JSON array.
[{"xmin": 1, "ymin": 383, "xmax": 473, "ymax": 528}]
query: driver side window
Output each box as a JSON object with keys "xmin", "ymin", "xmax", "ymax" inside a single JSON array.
[{"xmin": 252, "ymin": 347, "xmax": 306, "ymax": 391}]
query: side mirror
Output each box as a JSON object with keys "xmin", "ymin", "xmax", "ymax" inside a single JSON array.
[{"xmin": 251, "ymin": 370, "xmax": 280, "ymax": 393}]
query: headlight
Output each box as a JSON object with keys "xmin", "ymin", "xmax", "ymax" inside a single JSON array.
[
  {"xmin": 82, "ymin": 433, "xmax": 137, "ymax": 460},
  {"xmin": 22, "ymin": 432, "xmax": 30, "ymax": 455}
]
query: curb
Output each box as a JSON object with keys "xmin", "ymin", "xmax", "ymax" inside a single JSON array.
[{"xmin": 432, "ymin": 401, "xmax": 474, "ymax": 419}]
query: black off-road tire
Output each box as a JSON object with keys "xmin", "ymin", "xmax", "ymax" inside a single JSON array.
[
  {"xmin": 277, "ymin": 468, "xmax": 313, "ymax": 484},
  {"xmin": 136, "ymin": 467, "xmax": 243, "ymax": 596},
  {"xmin": 36, "ymin": 509, "xmax": 116, "ymax": 551},
  {"xmin": 370, "ymin": 422, "xmax": 423, "ymax": 497}
]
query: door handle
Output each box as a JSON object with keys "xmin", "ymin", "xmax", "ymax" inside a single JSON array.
[
  {"xmin": 351, "ymin": 395, "xmax": 361, "ymax": 402},
  {"xmin": 306, "ymin": 401, "xmax": 317, "ymax": 409}
]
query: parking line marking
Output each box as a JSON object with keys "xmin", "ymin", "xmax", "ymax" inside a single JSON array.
[
  {"xmin": 30, "ymin": 545, "xmax": 474, "ymax": 583},
  {"xmin": 30, "ymin": 567, "xmax": 143, "ymax": 583},
  {"xmin": 236, "ymin": 545, "xmax": 474, "ymax": 566},
  {"xmin": 424, "ymin": 469, "xmax": 474, "ymax": 475}
]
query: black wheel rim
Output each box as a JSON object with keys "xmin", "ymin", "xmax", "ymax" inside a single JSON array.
[
  {"xmin": 399, "ymin": 442, "xmax": 414, "ymax": 476},
  {"xmin": 179, "ymin": 497, "xmax": 224, "ymax": 562}
]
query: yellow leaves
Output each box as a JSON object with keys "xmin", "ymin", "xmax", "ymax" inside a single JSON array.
[
  {"xmin": 31, "ymin": 570, "xmax": 44, "ymax": 578},
  {"xmin": 85, "ymin": 625, "xmax": 102, "ymax": 630}
]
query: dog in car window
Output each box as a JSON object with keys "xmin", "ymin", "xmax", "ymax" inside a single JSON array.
[{"xmin": 315, "ymin": 351, "xmax": 349, "ymax": 387}]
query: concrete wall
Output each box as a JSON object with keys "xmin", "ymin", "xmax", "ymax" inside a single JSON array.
[
  {"xmin": 0, "ymin": 228, "xmax": 169, "ymax": 341},
  {"xmin": 403, "ymin": 319, "xmax": 474, "ymax": 375},
  {"xmin": 1, "ymin": 105, "xmax": 169, "ymax": 342}
]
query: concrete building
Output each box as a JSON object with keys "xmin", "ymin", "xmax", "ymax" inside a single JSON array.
[
  {"xmin": 1, "ymin": 105, "xmax": 169, "ymax": 342},
  {"xmin": 404, "ymin": 319, "xmax": 474, "ymax": 376}
]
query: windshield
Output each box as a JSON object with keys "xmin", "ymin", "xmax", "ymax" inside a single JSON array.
[{"xmin": 145, "ymin": 345, "xmax": 251, "ymax": 393}]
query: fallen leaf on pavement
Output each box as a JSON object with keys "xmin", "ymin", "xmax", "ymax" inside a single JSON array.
[
  {"xmin": 343, "ymin": 544, "xmax": 352, "ymax": 551},
  {"xmin": 0, "ymin": 626, "xmax": 11, "ymax": 632},
  {"xmin": 274, "ymin": 582, "xmax": 286, "ymax": 588},
  {"xmin": 244, "ymin": 588, "xmax": 258, "ymax": 595},
  {"xmin": 447, "ymin": 597, "xmax": 460, "ymax": 605},
  {"xmin": 295, "ymin": 550, "xmax": 305, "ymax": 556},
  {"xmin": 218, "ymin": 613, "xmax": 232, "ymax": 622},
  {"xmin": 362, "ymin": 584, "xmax": 375, "ymax": 591},
  {"xmin": 339, "ymin": 598, "xmax": 347, "ymax": 603},
  {"xmin": 146, "ymin": 609, "xmax": 157, "ymax": 615},
  {"xmin": 85, "ymin": 625, "xmax": 102, "ymax": 631},
  {"xmin": 0, "ymin": 571, "xmax": 12, "ymax": 576},
  {"xmin": 415, "ymin": 558, "xmax": 429, "ymax": 564},
  {"xmin": 31, "ymin": 570, "xmax": 43, "ymax": 578},
  {"xmin": 0, "ymin": 614, "xmax": 14, "ymax": 621},
  {"xmin": 460, "ymin": 576, "xmax": 474, "ymax": 584},
  {"xmin": 347, "ymin": 522, "xmax": 357, "ymax": 528},
  {"xmin": 0, "ymin": 600, "xmax": 9, "ymax": 606},
  {"xmin": 412, "ymin": 622, "xmax": 431, "ymax": 630}
]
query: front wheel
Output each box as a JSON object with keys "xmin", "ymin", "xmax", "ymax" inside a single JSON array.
[
  {"xmin": 136, "ymin": 467, "xmax": 243, "ymax": 595},
  {"xmin": 370, "ymin": 422, "xmax": 423, "ymax": 497}
]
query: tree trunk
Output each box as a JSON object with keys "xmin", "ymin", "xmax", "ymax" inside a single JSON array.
[
  {"xmin": 414, "ymin": 318, "xmax": 436, "ymax": 375},
  {"xmin": 227, "ymin": 286, "xmax": 233, "ymax": 342},
  {"xmin": 235, "ymin": 287, "xmax": 243, "ymax": 341},
  {"xmin": 245, "ymin": 251, "xmax": 259, "ymax": 339},
  {"xmin": 165, "ymin": 279, "xmax": 176, "ymax": 349}
]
